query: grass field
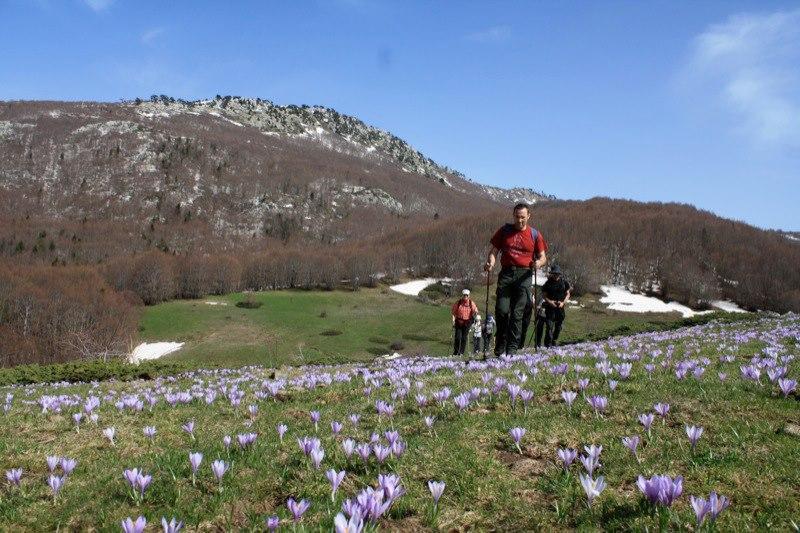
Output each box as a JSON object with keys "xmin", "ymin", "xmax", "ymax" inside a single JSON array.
[
  {"xmin": 1, "ymin": 315, "xmax": 798, "ymax": 530},
  {"xmin": 137, "ymin": 285, "xmax": 716, "ymax": 368}
]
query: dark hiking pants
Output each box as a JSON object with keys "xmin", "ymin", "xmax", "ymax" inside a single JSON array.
[
  {"xmin": 453, "ymin": 324, "xmax": 469, "ymax": 355},
  {"xmin": 537, "ymin": 307, "xmax": 565, "ymax": 347},
  {"xmin": 494, "ymin": 266, "xmax": 532, "ymax": 356}
]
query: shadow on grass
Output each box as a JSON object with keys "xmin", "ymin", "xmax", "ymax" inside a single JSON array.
[{"xmin": 597, "ymin": 498, "xmax": 651, "ymax": 528}]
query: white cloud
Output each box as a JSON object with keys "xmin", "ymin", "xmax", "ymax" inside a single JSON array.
[
  {"xmin": 686, "ymin": 9, "xmax": 800, "ymax": 148},
  {"xmin": 141, "ymin": 27, "xmax": 165, "ymax": 45},
  {"xmin": 83, "ymin": 0, "xmax": 114, "ymax": 11},
  {"xmin": 466, "ymin": 25, "xmax": 511, "ymax": 43}
]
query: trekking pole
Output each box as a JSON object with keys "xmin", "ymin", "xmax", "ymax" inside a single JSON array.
[
  {"xmin": 482, "ymin": 269, "xmax": 490, "ymax": 360},
  {"xmin": 526, "ymin": 266, "xmax": 538, "ymax": 348}
]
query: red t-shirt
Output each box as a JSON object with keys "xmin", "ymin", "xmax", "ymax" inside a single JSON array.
[{"xmin": 490, "ymin": 224, "xmax": 548, "ymax": 268}]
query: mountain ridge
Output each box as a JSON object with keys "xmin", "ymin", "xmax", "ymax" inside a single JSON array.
[{"xmin": 0, "ymin": 96, "xmax": 548, "ymax": 253}]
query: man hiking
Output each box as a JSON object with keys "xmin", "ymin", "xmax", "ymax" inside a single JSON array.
[
  {"xmin": 535, "ymin": 264, "xmax": 571, "ymax": 348},
  {"xmin": 451, "ymin": 289, "xmax": 478, "ymax": 356},
  {"xmin": 484, "ymin": 203, "xmax": 548, "ymax": 356}
]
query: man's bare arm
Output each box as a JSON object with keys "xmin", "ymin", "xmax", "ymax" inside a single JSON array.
[
  {"xmin": 484, "ymin": 247, "xmax": 499, "ymax": 271},
  {"xmin": 533, "ymin": 251, "xmax": 547, "ymax": 270}
]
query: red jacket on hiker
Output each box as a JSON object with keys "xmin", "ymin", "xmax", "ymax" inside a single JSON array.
[{"xmin": 452, "ymin": 298, "xmax": 479, "ymax": 325}]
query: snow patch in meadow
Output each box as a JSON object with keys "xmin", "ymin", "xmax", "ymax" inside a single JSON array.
[
  {"xmin": 128, "ymin": 342, "xmax": 184, "ymax": 364},
  {"xmin": 390, "ymin": 278, "xmax": 440, "ymax": 296},
  {"xmin": 204, "ymin": 301, "xmax": 228, "ymax": 306},
  {"xmin": 600, "ymin": 285, "xmax": 713, "ymax": 318},
  {"xmin": 710, "ymin": 300, "xmax": 747, "ymax": 313}
]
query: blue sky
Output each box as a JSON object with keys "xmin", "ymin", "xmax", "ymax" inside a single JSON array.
[{"xmin": 1, "ymin": 0, "xmax": 799, "ymax": 230}]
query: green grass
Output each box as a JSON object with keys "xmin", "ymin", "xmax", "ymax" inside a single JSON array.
[
  {"xmin": 137, "ymin": 286, "xmax": 732, "ymax": 368},
  {"xmin": 0, "ymin": 316, "xmax": 798, "ymax": 530}
]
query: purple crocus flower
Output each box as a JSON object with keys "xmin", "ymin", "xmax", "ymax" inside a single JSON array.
[
  {"xmin": 211, "ymin": 460, "xmax": 229, "ymax": 484},
  {"xmin": 326, "ymin": 469, "xmax": 346, "ymax": 501},
  {"xmin": 143, "ymin": 426, "xmax": 156, "ymax": 441},
  {"xmin": 454, "ymin": 393, "xmax": 470, "ymax": 411},
  {"xmin": 47, "ymin": 474, "xmax": 64, "ymax": 499},
  {"xmin": 189, "ymin": 452, "xmax": 203, "ymax": 485},
  {"xmin": 622, "ymin": 436, "xmax": 640, "ymax": 462},
  {"xmin": 686, "ymin": 425, "xmax": 703, "ymax": 451},
  {"xmin": 428, "ymin": 480, "xmax": 446, "ymax": 506},
  {"xmin": 584, "ymin": 444, "xmax": 602, "ymax": 462},
  {"xmin": 334, "ymin": 512, "xmax": 364, "ymax": 533},
  {"xmin": 310, "ymin": 446, "xmax": 325, "ymax": 469},
  {"xmin": 121, "ymin": 516, "xmax": 146, "ymax": 533},
  {"xmin": 557, "ymin": 448, "xmax": 577, "ymax": 470},
  {"xmin": 60, "ymin": 457, "xmax": 77, "ymax": 476},
  {"xmin": 331, "ymin": 421, "xmax": 343, "ymax": 436},
  {"xmin": 577, "ymin": 378, "xmax": 590, "ymax": 391},
  {"xmin": 277, "ymin": 424, "xmax": 288, "ymax": 442},
  {"xmin": 778, "ymin": 378, "xmax": 797, "ymax": 398},
  {"xmin": 182, "ymin": 420, "xmax": 195, "ymax": 440},
  {"xmin": 223, "ymin": 435, "xmax": 232, "ymax": 450},
  {"xmin": 72, "ymin": 412, "xmax": 83, "ymax": 429},
  {"xmin": 348, "ymin": 413, "xmax": 361, "ymax": 426},
  {"xmin": 356, "ymin": 443, "xmax": 372, "ymax": 462},
  {"xmin": 265, "ymin": 515, "xmax": 280, "ymax": 532},
  {"xmin": 579, "ymin": 454, "xmax": 600, "ymax": 476},
  {"xmin": 654, "ymin": 403, "xmax": 670, "ymax": 421},
  {"xmin": 637, "ymin": 474, "xmax": 683, "ymax": 506},
  {"xmin": 287, "ymin": 497, "xmax": 311, "ymax": 522},
  {"xmin": 161, "ymin": 517, "xmax": 184, "ymax": 533},
  {"xmin": 310, "ymin": 410, "xmax": 321, "ymax": 431},
  {"xmin": 373, "ymin": 444, "xmax": 391, "ymax": 464},
  {"xmin": 424, "ymin": 416, "xmax": 436, "ymax": 429},
  {"xmin": 578, "ymin": 473, "xmax": 606, "ymax": 506},
  {"xmin": 509, "ymin": 427, "xmax": 526, "ymax": 454},
  {"xmin": 638, "ymin": 413, "xmax": 654, "ymax": 436},
  {"xmin": 342, "ymin": 439, "xmax": 356, "ymax": 458},
  {"xmin": 561, "ymin": 390, "xmax": 577, "ymax": 410},
  {"xmin": 6, "ymin": 468, "xmax": 23, "ymax": 486},
  {"xmin": 46, "ymin": 455, "xmax": 59, "ymax": 473},
  {"xmin": 587, "ymin": 395, "xmax": 608, "ymax": 416}
]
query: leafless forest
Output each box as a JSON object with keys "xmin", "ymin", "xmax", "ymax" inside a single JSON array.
[{"xmin": 2, "ymin": 198, "xmax": 798, "ymax": 366}]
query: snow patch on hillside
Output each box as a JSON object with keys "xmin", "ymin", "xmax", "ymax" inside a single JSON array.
[
  {"xmin": 390, "ymin": 278, "xmax": 441, "ymax": 296},
  {"xmin": 600, "ymin": 285, "xmax": 713, "ymax": 318},
  {"xmin": 128, "ymin": 342, "xmax": 184, "ymax": 364},
  {"xmin": 710, "ymin": 300, "xmax": 747, "ymax": 313}
]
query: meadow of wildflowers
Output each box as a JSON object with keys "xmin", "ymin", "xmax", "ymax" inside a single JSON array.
[{"xmin": 1, "ymin": 315, "xmax": 798, "ymax": 530}]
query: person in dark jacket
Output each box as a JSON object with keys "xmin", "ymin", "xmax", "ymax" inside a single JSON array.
[{"xmin": 535, "ymin": 264, "xmax": 571, "ymax": 348}]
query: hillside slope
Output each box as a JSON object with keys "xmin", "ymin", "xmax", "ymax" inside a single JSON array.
[{"xmin": 0, "ymin": 97, "xmax": 546, "ymax": 257}]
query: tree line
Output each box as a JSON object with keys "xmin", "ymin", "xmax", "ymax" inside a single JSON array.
[{"xmin": 1, "ymin": 198, "xmax": 798, "ymax": 366}]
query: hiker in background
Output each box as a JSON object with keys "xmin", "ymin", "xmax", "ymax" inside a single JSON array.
[
  {"xmin": 536, "ymin": 264, "xmax": 571, "ymax": 348},
  {"xmin": 451, "ymin": 289, "xmax": 478, "ymax": 356},
  {"xmin": 484, "ymin": 203, "xmax": 548, "ymax": 356},
  {"xmin": 482, "ymin": 314, "xmax": 496, "ymax": 352},
  {"xmin": 471, "ymin": 314, "xmax": 482, "ymax": 355}
]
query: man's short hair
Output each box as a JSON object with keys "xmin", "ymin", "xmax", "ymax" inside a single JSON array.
[{"xmin": 513, "ymin": 202, "xmax": 530, "ymax": 213}]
